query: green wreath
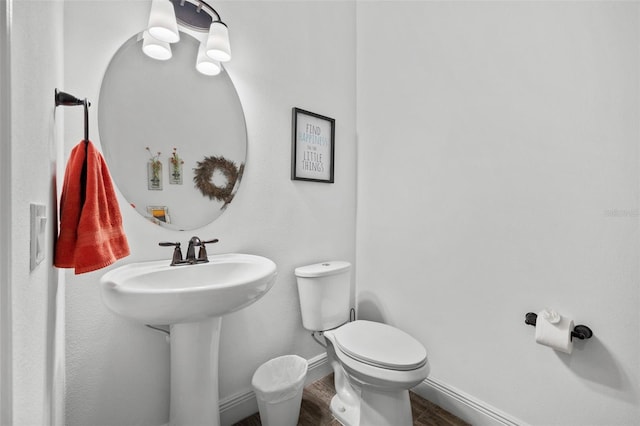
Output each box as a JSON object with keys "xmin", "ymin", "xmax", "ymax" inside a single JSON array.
[{"xmin": 193, "ymin": 156, "xmax": 239, "ymax": 203}]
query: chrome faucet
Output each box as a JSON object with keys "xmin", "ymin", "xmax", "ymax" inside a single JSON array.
[{"xmin": 159, "ymin": 237, "xmax": 219, "ymax": 266}]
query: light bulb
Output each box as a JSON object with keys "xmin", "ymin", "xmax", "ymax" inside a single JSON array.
[
  {"xmin": 142, "ymin": 31, "xmax": 172, "ymax": 61},
  {"xmin": 205, "ymin": 21, "xmax": 231, "ymax": 62},
  {"xmin": 196, "ymin": 42, "xmax": 221, "ymax": 76},
  {"xmin": 147, "ymin": 0, "xmax": 180, "ymax": 44}
]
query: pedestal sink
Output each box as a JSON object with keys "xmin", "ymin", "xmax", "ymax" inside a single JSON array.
[{"xmin": 100, "ymin": 253, "xmax": 277, "ymax": 426}]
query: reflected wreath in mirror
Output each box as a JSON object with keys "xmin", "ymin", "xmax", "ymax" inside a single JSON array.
[{"xmin": 193, "ymin": 156, "xmax": 243, "ymax": 205}]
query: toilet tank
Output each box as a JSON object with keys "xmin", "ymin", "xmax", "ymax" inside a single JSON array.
[{"xmin": 295, "ymin": 261, "xmax": 351, "ymax": 332}]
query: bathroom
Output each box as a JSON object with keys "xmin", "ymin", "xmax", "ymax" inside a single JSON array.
[{"xmin": 1, "ymin": 0, "xmax": 639, "ymax": 425}]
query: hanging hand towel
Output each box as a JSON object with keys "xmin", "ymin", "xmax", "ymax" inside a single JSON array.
[{"xmin": 55, "ymin": 140, "xmax": 130, "ymax": 274}]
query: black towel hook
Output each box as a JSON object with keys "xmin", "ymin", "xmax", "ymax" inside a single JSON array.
[
  {"xmin": 55, "ymin": 88, "xmax": 91, "ymax": 142},
  {"xmin": 83, "ymin": 98, "xmax": 89, "ymax": 142}
]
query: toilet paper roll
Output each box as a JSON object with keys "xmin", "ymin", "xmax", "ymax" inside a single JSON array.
[{"xmin": 535, "ymin": 310, "xmax": 574, "ymax": 354}]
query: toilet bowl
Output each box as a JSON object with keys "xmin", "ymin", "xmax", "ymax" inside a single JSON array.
[
  {"xmin": 323, "ymin": 320, "xmax": 429, "ymax": 426},
  {"xmin": 295, "ymin": 261, "xmax": 429, "ymax": 426}
]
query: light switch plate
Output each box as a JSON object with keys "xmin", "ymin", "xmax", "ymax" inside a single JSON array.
[{"xmin": 30, "ymin": 203, "xmax": 46, "ymax": 271}]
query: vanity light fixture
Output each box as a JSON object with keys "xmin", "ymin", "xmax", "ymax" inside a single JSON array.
[
  {"xmin": 143, "ymin": 0, "xmax": 232, "ymax": 75},
  {"xmin": 147, "ymin": 0, "xmax": 180, "ymax": 43}
]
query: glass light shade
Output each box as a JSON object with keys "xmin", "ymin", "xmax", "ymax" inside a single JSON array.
[
  {"xmin": 205, "ymin": 21, "xmax": 231, "ymax": 62},
  {"xmin": 196, "ymin": 42, "xmax": 221, "ymax": 76},
  {"xmin": 147, "ymin": 0, "xmax": 180, "ymax": 44},
  {"xmin": 142, "ymin": 31, "xmax": 172, "ymax": 60}
]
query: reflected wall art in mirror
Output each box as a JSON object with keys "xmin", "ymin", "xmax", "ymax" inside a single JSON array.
[{"xmin": 98, "ymin": 31, "xmax": 247, "ymax": 231}]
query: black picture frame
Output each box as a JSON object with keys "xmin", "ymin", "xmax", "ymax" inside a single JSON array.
[{"xmin": 291, "ymin": 107, "xmax": 335, "ymax": 183}]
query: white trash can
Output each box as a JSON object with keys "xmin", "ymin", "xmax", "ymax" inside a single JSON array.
[{"xmin": 251, "ymin": 355, "xmax": 308, "ymax": 426}]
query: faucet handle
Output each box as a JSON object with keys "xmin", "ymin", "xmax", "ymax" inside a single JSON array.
[
  {"xmin": 197, "ymin": 238, "xmax": 219, "ymax": 261},
  {"xmin": 159, "ymin": 241, "xmax": 181, "ymax": 247},
  {"xmin": 159, "ymin": 242, "xmax": 183, "ymax": 265}
]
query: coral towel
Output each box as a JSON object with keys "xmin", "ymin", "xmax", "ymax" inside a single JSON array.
[{"xmin": 55, "ymin": 140, "xmax": 130, "ymax": 274}]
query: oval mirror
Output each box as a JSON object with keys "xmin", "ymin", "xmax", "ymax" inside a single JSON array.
[{"xmin": 99, "ymin": 32, "xmax": 247, "ymax": 231}]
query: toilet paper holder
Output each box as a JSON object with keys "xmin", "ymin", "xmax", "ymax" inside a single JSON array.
[{"xmin": 525, "ymin": 312, "xmax": 593, "ymax": 341}]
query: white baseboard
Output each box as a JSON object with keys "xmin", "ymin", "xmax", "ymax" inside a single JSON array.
[
  {"xmin": 220, "ymin": 354, "xmax": 526, "ymax": 426},
  {"xmin": 303, "ymin": 352, "xmax": 333, "ymax": 385},
  {"xmin": 219, "ymin": 353, "xmax": 331, "ymax": 426},
  {"xmin": 413, "ymin": 377, "xmax": 528, "ymax": 426}
]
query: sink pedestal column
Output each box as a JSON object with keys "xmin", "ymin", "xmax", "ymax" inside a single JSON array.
[{"xmin": 170, "ymin": 317, "xmax": 222, "ymax": 426}]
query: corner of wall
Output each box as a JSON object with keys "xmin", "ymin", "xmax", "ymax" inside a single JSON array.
[{"xmin": 0, "ymin": 0, "xmax": 13, "ymax": 424}]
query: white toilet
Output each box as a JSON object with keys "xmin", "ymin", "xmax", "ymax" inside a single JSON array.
[{"xmin": 295, "ymin": 261, "xmax": 429, "ymax": 426}]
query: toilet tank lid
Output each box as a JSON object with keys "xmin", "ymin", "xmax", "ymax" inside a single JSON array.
[{"xmin": 295, "ymin": 261, "xmax": 351, "ymax": 278}]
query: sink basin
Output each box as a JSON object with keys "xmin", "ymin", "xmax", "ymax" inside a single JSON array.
[
  {"xmin": 100, "ymin": 253, "xmax": 277, "ymax": 324},
  {"xmin": 100, "ymin": 253, "xmax": 277, "ymax": 426}
]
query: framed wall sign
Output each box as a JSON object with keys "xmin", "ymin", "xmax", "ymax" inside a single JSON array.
[{"xmin": 291, "ymin": 107, "xmax": 335, "ymax": 183}]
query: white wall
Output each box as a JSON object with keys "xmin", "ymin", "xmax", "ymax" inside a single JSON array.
[
  {"xmin": 9, "ymin": 0, "xmax": 65, "ymax": 424},
  {"xmin": 63, "ymin": 1, "xmax": 356, "ymax": 425},
  {"xmin": 356, "ymin": 2, "xmax": 639, "ymax": 425}
]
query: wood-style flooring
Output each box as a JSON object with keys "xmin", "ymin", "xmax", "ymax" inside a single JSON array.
[{"xmin": 233, "ymin": 374, "xmax": 470, "ymax": 426}]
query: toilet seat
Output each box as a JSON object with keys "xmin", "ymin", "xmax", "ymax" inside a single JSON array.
[{"xmin": 332, "ymin": 321, "xmax": 427, "ymax": 371}]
